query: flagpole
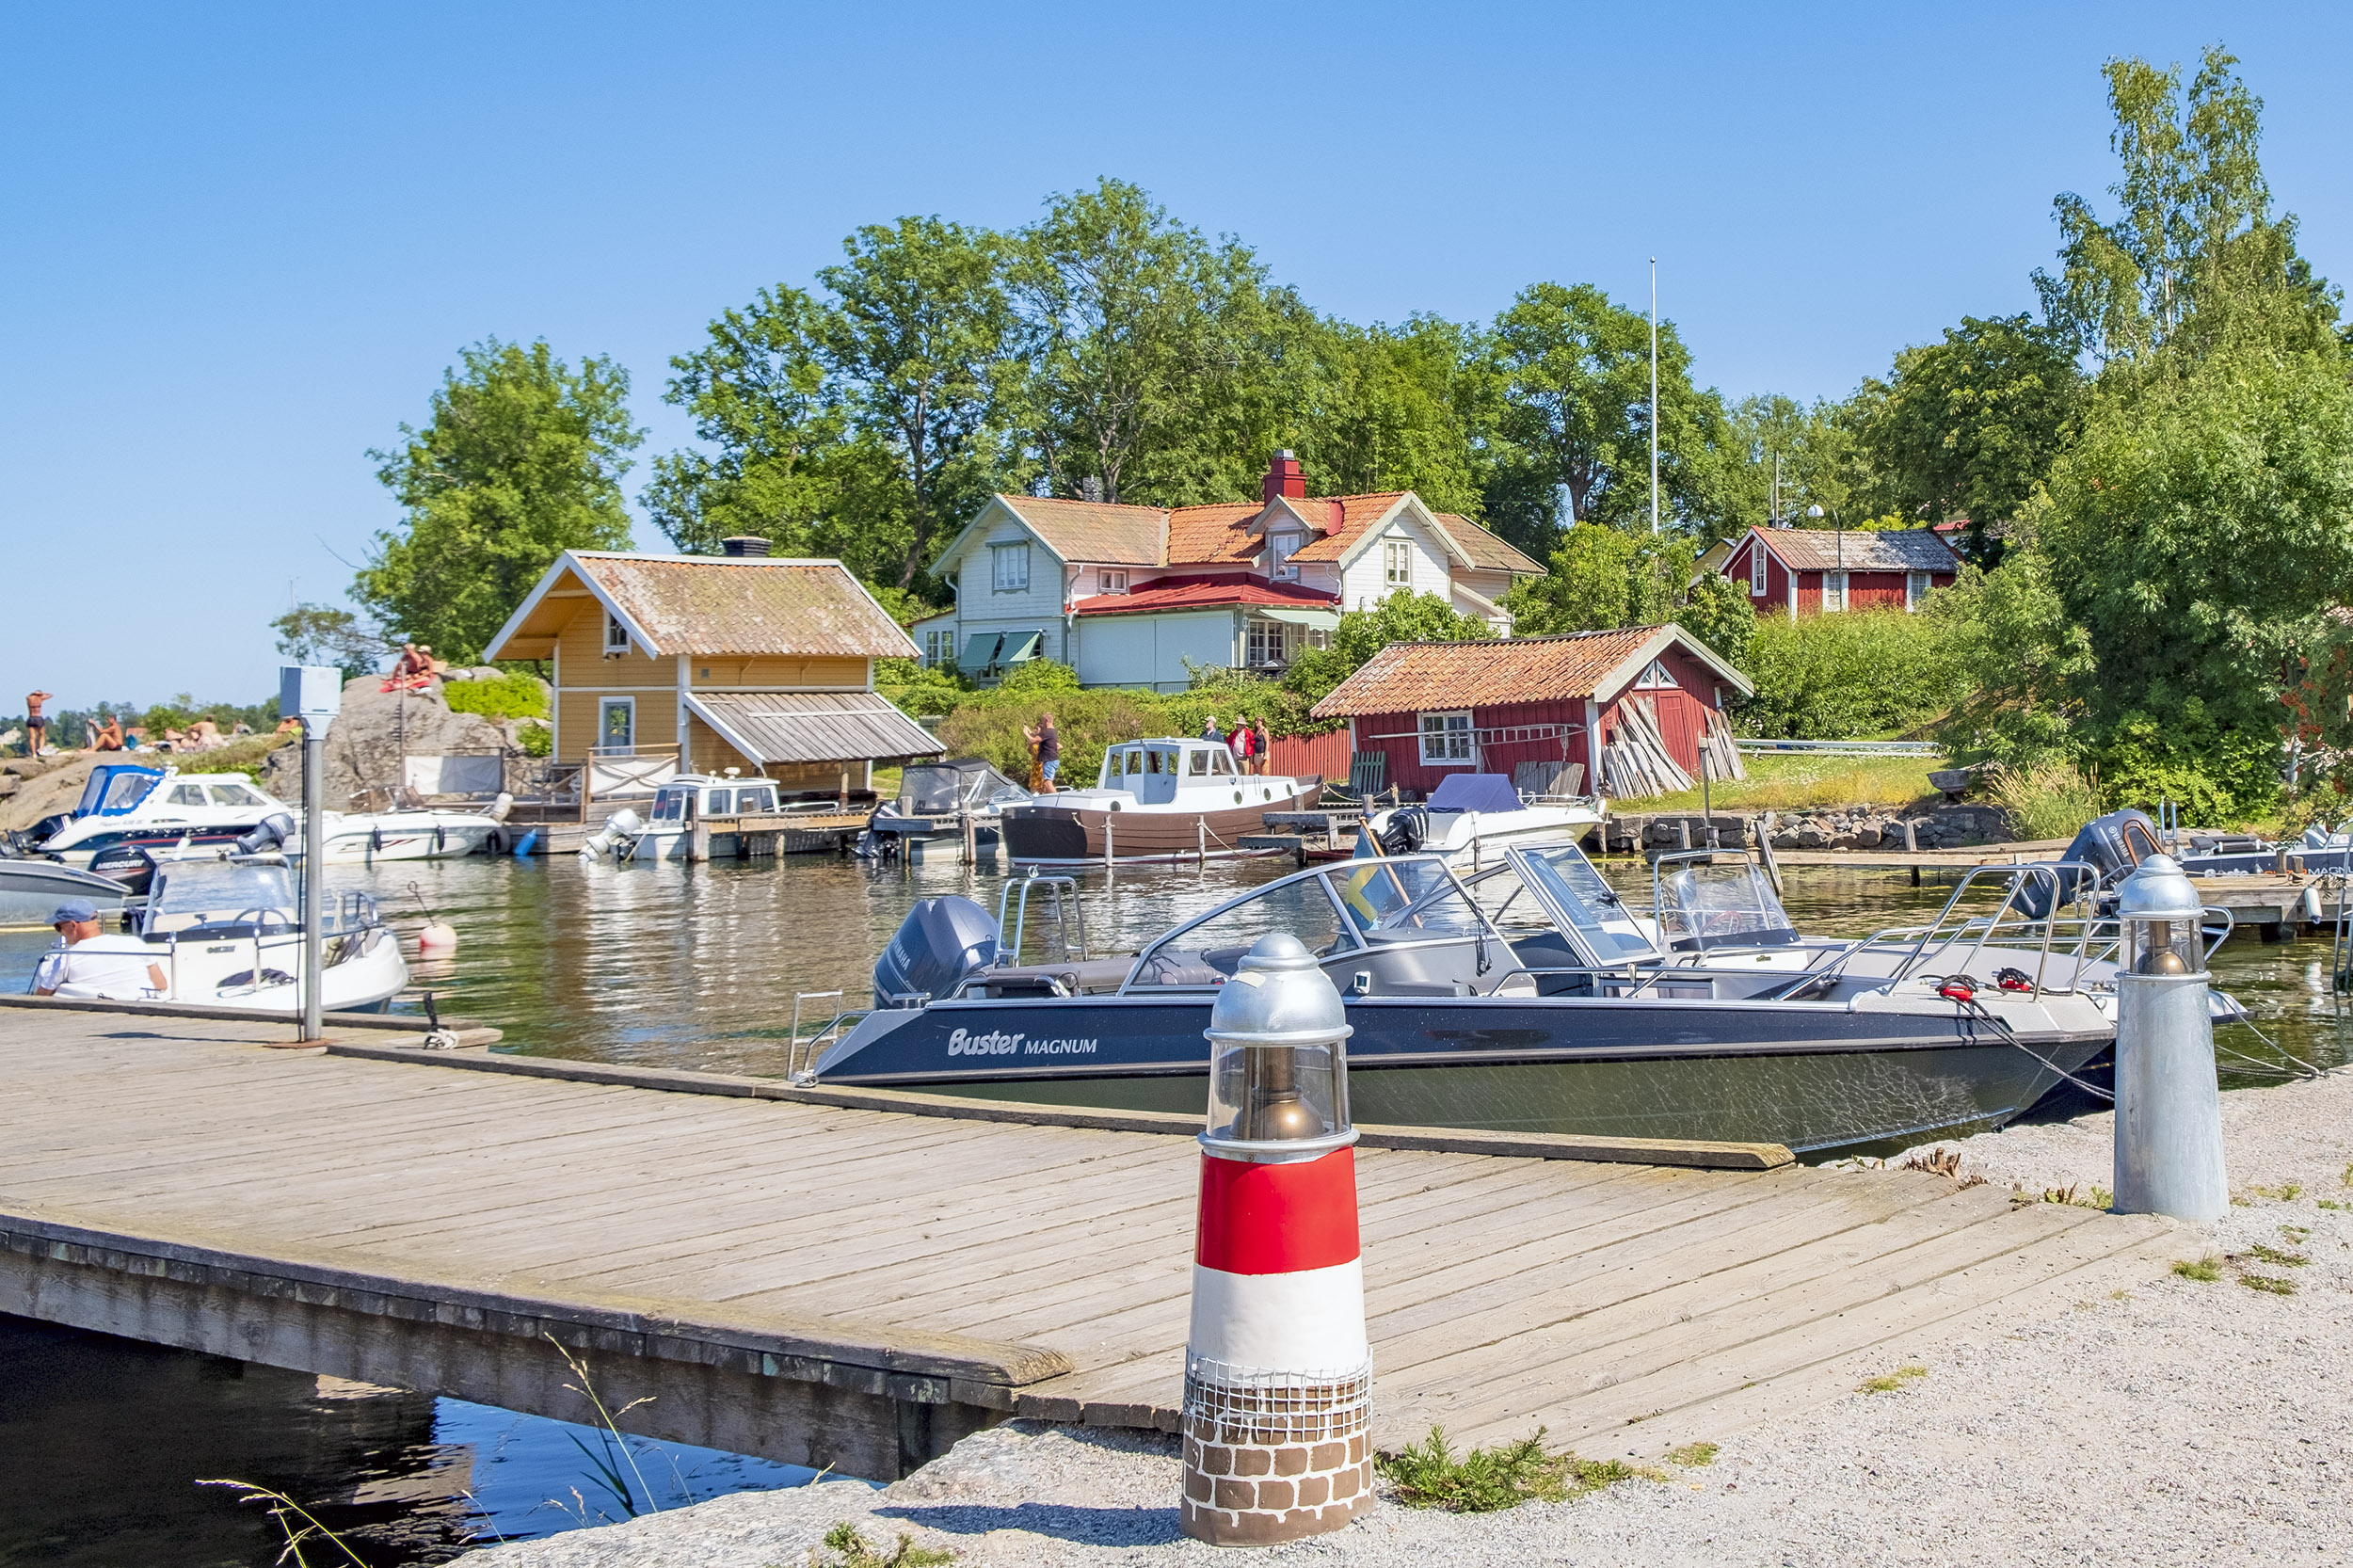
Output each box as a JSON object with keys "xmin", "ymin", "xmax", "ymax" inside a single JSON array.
[{"xmin": 1649, "ymin": 258, "xmax": 1659, "ymax": 536}]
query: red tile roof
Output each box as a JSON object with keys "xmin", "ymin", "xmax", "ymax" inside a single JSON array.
[
  {"xmin": 1310, "ymin": 625, "xmax": 1750, "ymax": 717},
  {"xmin": 1072, "ymin": 575, "xmax": 1342, "ymax": 617}
]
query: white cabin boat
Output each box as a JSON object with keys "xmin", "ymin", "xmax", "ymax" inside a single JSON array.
[
  {"xmin": 1354, "ymin": 773, "xmax": 1603, "ymax": 870},
  {"xmin": 999, "ymin": 739, "xmax": 1324, "ymax": 865},
  {"xmin": 36, "ymin": 764, "xmax": 508, "ymax": 867},
  {"xmin": 622, "ymin": 775, "xmax": 786, "ymax": 862}
]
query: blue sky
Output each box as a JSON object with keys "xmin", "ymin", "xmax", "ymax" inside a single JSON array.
[{"xmin": 6, "ymin": 2, "xmax": 2348, "ymax": 706}]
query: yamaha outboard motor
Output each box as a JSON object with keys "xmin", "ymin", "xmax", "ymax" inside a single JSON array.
[
  {"xmin": 234, "ymin": 812, "xmax": 297, "ymax": 856},
  {"xmin": 2018, "ymin": 808, "xmax": 2161, "ymax": 920},
  {"xmin": 872, "ymin": 895, "xmax": 1000, "ymax": 1007}
]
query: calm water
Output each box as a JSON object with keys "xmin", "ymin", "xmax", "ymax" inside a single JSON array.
[{"xmin": 1, "ymin": 846, "xmax": 2344, "ymax": 1563}]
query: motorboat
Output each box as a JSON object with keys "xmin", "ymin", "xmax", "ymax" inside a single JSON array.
[
  {"xmin": 803, "ymin": 842, "xmax": 2231, "ymax": 1157},
  {"xmin": 999, "ymin": 738, "xmax": 1322, "ymax": 865},
  {"xmin": 28, "ymin": 847, "xmax": 408, "ymax": 1012},
  {"xmin": 858, "ymin": 758, "xmax": 1030, "ymax": 861},
  {"xmin": 1353, "ymin": 773, "xmax": 1602, "ymax": 869},
  {"xmin": 613, "ymin": 774, "xmax": 790, "ymax": 862},
  {"xmin": 0, "ymin": 848, "xmax": 128, "ymax": 928},
  {"xmin": 32, "ymin": 763, "xmax": 510, "ymax": 867}
]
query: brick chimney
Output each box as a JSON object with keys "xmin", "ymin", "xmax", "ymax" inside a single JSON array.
[{"xmin": 1262, "ymin": 449, "xmax": 1305, "ymax": 504}]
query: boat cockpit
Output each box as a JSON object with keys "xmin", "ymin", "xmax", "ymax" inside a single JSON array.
[
  {"xmin": 645, "ymin": 776, "xmax": 781, "ymax": 824},
  {"xmin": 1096, "ymin": 740, "xmax": 1241, "ymax": 802}
]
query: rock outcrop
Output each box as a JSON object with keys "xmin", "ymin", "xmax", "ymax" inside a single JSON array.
[{"xmin": 261, "ymin": 676, "xmax": 511, "ymax": 809}]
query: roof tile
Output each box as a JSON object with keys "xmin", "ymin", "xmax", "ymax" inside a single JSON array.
[
  {"xmin": 1072, "ymin": 574, "xmax": 1340, "ymax": 617},
  {"xmin": 996, "ymin": 496, "xmax": 1164, "ymax": 565},
  {"xmin": 1311, "ymin": 626, "xmax": 1702, "ymax": 717},
  {"xmin": 574, "ymin": 555, "xmax": 917, "ymax": 658}
]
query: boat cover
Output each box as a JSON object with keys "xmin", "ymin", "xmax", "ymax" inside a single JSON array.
[{"xmin": 1427, "ymin": 774, "xmax": 1523, "ymax": 814}]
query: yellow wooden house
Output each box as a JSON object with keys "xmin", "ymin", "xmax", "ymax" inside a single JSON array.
[{"xmin": 485, "ymin": 544, "xmax": 941, "ymax": 796}]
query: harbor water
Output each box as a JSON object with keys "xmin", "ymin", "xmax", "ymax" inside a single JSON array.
[{"xmin": 0, "ymin": 847, "xmax": 2343, "ymax": 1563}]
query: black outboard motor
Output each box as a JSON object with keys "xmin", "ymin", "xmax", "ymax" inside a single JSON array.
[
  {"xmin": 1378, "ymin": 807, "xmax": 1429, "ymax": 856},
  {"xmin": 88, "ymin": 843, "xmax": 158, "ymax": 897},
  {"xmin": 234, "ymin": 812, "xmax": 297, "ymax": 856},
  {"xmin": 872, "ymin": 896, "xmax": 1000, "ymax": 1007},
  {"xmin": 2018, "ymin": 808, "xmax": 2162, "ymax": 919}
]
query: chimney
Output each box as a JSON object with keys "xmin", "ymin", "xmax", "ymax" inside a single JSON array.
[
  {"xmin": 1262, "ymin": 449, "xmax": 1305, "ymax": 504},
  {"xmin": 720, "ymin": 536, "xmax": 770, "ymax": 557}
]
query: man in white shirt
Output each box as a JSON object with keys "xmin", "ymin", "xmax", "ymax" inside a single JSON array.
[{"xmin": 31, "ymin": 899, "xmax": 166, "ymax": 998}]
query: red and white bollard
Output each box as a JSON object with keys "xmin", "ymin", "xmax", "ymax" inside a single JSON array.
[{"xmin": 1179, "ymin": 933, "xmax": 1371, "ymax": 1546}]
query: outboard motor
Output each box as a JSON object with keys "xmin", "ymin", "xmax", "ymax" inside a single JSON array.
[
  {"xmin": 872, "ymin": 895, "xmax": 1000, "ymax": 1007},
  {"xmin": 2019, "ymin": 807, "xmax": 2161, "ymax": 919},
  {"xmin": 88, "ymin": 843, "xmax": 158, "ymax": 897},
  {"xmin": 577, "ymin": 808, "xmax": 644, "ymax": 860},
  {"xmin": 486, "ymin": 792, "xmax": 516, "ymax": 823},
  {"xmin": 1379, "ymin": 807, "xmax": 1428, "ymax": 856},
  {"xmin": 234, "ymin": 812, "xmax": 297, "ymax": 856}
]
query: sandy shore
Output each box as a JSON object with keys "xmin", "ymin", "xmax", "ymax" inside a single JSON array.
[{"xmin": 467, "ymin": 1070, "xmax": 2353, "ymax": 1567}]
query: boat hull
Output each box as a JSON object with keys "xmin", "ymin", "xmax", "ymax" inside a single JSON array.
[
  {"xmin": 0, "ymin": 860, "xmax": 129, "ymax": 927},
  {"xmin": 815, "ymin": 993, "xmax": 2106, "ymax": 1157},
  {"xmin": 1003, "ymin": 784, "xmax": 1324, "ymax": 865}
]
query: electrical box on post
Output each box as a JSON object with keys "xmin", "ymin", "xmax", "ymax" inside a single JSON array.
[{"xmin": 280, "ymin": 664, "xmax": 344, "ymax": 728}]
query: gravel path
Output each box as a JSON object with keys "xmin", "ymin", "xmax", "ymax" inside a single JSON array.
[{"xmin": 467, "ymin": 1072, "xmax": 2353, "ymax": 1567}]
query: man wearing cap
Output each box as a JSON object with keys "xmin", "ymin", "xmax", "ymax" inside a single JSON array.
[{"xmin": 30, "ymin": 900, "xmax": 166, "ymax": 998}]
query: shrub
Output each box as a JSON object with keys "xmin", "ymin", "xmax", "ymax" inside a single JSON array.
[
  {"xmin": 873, "ymin": 658, "xmax": 973, "ymax": 719},
  {"xmin": 440, "ymin": 672, "xmax": 549, "ymax": 721},
  {"xmin": 1985, "ymin": 760, "xmax": 2105, "ymax": 841},
  {"xmin": 1735, "ymin": 609, "xmax": 1968, "ymax": 740}
]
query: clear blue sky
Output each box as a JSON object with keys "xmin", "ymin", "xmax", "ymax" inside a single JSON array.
[{"xmin": 6, "ymin": 2, "xmax": 2347, "ymax": 707}]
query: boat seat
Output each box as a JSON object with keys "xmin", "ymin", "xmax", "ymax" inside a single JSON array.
[{"xmin": 964, "ymin": 955, "xmax": 1138, "ymax": 997}]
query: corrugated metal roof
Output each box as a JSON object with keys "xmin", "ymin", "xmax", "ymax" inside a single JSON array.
[
  {"xmin": 572, "ymin": 555, "xmax": 918, "ymax": 658},
  {"xmin": 996, "ymin": 496, "xmax": 1165, "ymax": 565},
  {"xmin": 1072, "ymin": 575, "xmax": 1341, "ymax": 617},
  {"xmin": 686, "ymin": 692, "xmax": 945, "ymax": 764},
  {"xmin": 1753, "ymin": 528, "xmax": 1959, "ymax": 572},
  {"xmin": 1434, "ymin": 513, "xmax": 1547, "ymax": 575},
  {"xmin": 1311, "ymin": 625, "xmax": 1754, "ymax": 717}
]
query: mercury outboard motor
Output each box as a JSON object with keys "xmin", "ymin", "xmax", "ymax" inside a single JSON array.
[
  {"xmin": 872, "ymin": 896, "xmax": 1000, "ymax": 1007},
  {"xmin": 88, "ymin": 842, "xmax": 158, "ymax": 897}
]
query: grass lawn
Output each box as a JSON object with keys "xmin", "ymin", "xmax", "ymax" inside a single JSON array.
[{"xmin": 1634, "ymin": 751, "xmax": 1951, "ymax": 814}]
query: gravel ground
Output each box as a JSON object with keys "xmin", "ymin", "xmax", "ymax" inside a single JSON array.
[{"xmin": 468, "ymin": 1072, "xmax": 2353, "ymax": 1568}]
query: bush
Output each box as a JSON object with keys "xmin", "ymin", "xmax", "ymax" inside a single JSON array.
[
  {"xmin": 440, "ymin": 672, "xmax": 549, "ymax": 721},
  {"xmin": 936, "ymin": 685, "xmax": 1162, "ymax": 784},
  {"xmin": 873, "ymin": 658, "xmax": 973, "ymax": 718},
  {"xmin": 516, "ymin": 718, "xmax": 552, "ymax": 757},
  {"xmin": 1985, "ymin": 760, "xmax": 2105, "ymax": 841},
  {"xmin": 1735, "ymin": 609, "xmax": 1969, "ymax": 740}
]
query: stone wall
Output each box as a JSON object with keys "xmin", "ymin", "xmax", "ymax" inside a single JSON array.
[{"xmin": 1601, "ymin": 802, "xmax": 2014, "ymax": 856}]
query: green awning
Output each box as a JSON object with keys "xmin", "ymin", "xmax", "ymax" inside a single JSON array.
[
  {"xmin": 1253, "ymin": 607, "xmax": 1341, "ymax": 628},
  {"xmin": 959, "ymin": 632, "xmax": 1003, "ymax": 669},
  {"xmin": 1001, "ymin": 631, "xmax": 1043, "ymax": 664},
  {"xmin": 959, "ymin": 630, "xmax": 1044, "ymax": 672}
]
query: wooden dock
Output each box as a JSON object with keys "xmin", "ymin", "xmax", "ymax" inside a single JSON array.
[{"xmin": 0, "ymin": 1005, "xmax": 2181, "ymax": 1480}]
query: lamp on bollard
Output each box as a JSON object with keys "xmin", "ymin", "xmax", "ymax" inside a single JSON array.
[
  {"xmin": 2112, "ymin": 854, "xmax": 2230, "ymax": 1223},
  {"xmin": 1179, "ymin": 934, "xmax": 1372, "ymax": 1547}
]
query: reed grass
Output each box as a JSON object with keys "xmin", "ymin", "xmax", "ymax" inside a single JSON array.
[
  {"xmin": 1984, "ymin": 760, "xmax": 2105, "ymax": 843},
  {"xmin": 196, "ymin": 1480, "xmax": 368, "ymax": 1568}
]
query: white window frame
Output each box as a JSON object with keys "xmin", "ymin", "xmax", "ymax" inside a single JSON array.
[
  {"xmin": 597, "ymin": 696, "xmax": 636, "ymax": 755},
  {"xmin": 1634, "ymin": 659, "xmax": 1676, "ymax": 690},
  {"xmin": 1097, "ymin": 568, "xmax": 1127, "ymax": 595},
  {"xmin": 1905, "ymin": 569, "xmax": 1931, "ymax": 610},
  {"xmin": 991, "ymin": 541, "xmax": 1030, "ymax": 593},
  {"xmin": 923, "ymin": 628, "xmax": 957, "ymax": 667},
  {"xmin": 1418, "ymin": 709, "xmax": 1475, "ymax": 766},
  {"xmin": 604, "ymin": 611, "xmax": 631, "ymax": 653},
  {"xmin": 1821, "ymin": 570, "xmax": 1848, "ymax": 614},
  {"xmin": 1384, "ymin": 538, "xmax": 1413, "ymax": 587},
  {"xmin": 1750, "ymin": 542, "xmax": 1769, "ymax": 597},
  {"xmin": 1269, "ymin": 531, "xmax": 1303, "ymax": 582}
]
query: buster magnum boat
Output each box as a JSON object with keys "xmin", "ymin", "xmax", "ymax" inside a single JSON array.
[{"xmin": 806, "ymin": 843, "xmax": 2222, "ymax": 1157}]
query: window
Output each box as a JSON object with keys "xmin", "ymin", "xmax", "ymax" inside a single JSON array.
[
  {"xmin": 211, "ymin": 783, "xmax": 267, "ymax": 807},
  {"xmin": 923, "ymin": 628, "xmax": 957, "ymax": 667},
  {"xmin": 598, "ymin": 697, "xmax": 635, "ymax": 754},
  {"xmin": 1750, "ymin": 543, "xmax": 1769, "ymax": 596},
  {"xmin": 991, "ymin": 541, "xmax": 1030, "ymax": 592},
  {"xmin": 1634, "ymin": 660, "xmax": 1676, "ymax": 690},
  {"xmin": 1906, "ymin": 569, "xmax": 1931, "ymax": 610},
  {"xmin": 1821, "ymin": 570, "xmax": 1848, "ymax": 613},
  {"xmin": 1269, "ymin": 531, "xmax": 1302, "ymax": 581},
  {"xmin": 167, "ymin": 784, "xmax": 207, "ymax": 806},
  {"xmin": 604, "ymin": 612, "xmax": 631, "ymax": 653},
  {"xmin": 1247, "ymin": 619, "xmax": 1308, "ymax": 668},
  {"xmin": 1418, "ymin": 710, "xmax": 1474, "ymax": 766},
  {"xmin": 1384, "ymin": 539, "xmax": 1412, "ymax": 586},
  {"xmin": 1096, "ymin": 568, "xmax": 1127, "ymax": 595}
]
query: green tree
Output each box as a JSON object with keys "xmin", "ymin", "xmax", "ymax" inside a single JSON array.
[
  {"xmin": 1678, "ymin": 574, "xmax": 1757, "ymax": 669},
  {"xmin": 1281, "ymin": 589, "xmax": 1490, "ymax": 706},
  {"xmin": 2034, "ymin": 45, "xmax": 2339, "ymax": 369},
  {"xmin": 271, "ymin": 602, "xmax": 394, "ymax": 681},
  {"xmin": 1502, "ymin": 528, "xmax": 1699, "ymax": 638},
  {"xmin": 1852, "ymin": 315, "xmax": 2083, "ymax": 561},
  {"xmin": 358, "ymin": 339, "xmax": 642, "ymax": 664},
  {"xmin": 1482, "ymin": 282, "xmax": 1730, "ymax": 553},
  {"xmin": 1712, "ymin": 393, "xmax": 1868, "ymax": 537},
  {"xmin": 1287, "ymin": 313, "xmax": 1495, "ymax": 517}
]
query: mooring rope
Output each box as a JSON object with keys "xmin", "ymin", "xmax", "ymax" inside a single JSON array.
[{"xmin": 1954, "ymin": 994, "xmax": 2117, "ymax": 1103}]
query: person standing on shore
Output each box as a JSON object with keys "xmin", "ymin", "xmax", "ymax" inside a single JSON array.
[
  {"xmin": 24, "ymin": 690, "xmax": 51, "ymax": 757},
  {"xmin": 1035, "ymin": 711, "xmax": 1060, "ymax": 793},
  {"xmin": 1253, "ymin": 718, "xmax": 1272, "ymax": 776}
]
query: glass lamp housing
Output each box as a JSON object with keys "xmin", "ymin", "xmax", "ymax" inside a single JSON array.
[
  {"xmin": 2114, "ymin": 854, "xmax": 2205, "ymax": 978},
  {"xmin": 1202, "ymin": 932, "xmax": 1354, "ymax": 1148}
]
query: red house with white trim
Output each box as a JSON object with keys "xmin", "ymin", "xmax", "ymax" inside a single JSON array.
[
  {"xmin": 1719, "ymin": 527, "xmax": 1960, "ymax": 617},
  {"xmin": 1307, "ymin": 625, "xmax": 1753, "ymax": 799}
]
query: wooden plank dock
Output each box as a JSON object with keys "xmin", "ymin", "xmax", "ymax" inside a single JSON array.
[{"xmin": 0, "ymin": 1006, "xmax": 2182, "ymax": 1480}]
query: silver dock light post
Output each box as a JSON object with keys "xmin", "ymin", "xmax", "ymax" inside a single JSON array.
[
  {"xmin": 2112, "ymin": 853, "xmax": 2230, "ymax": 1222},
  {"xmin": 280, "ymin": 665, "xmax": 343, "ymax": 1042},
  {"xmin": 1180, "ymin": 934, "xmax": 1371, "ymax": 1546}
]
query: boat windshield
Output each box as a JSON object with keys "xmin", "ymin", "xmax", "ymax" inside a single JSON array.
[
  {"xmin": 77, "ymin": 769, "xmax": 161, "ymax": 816},
  {"xmin": 1654, "ymin": 856, "xmax": 1799, "ymax": 951},
  {"xmin": 1125, "ymin": 855, "xmax": 1494, "ymax": 992},
  {"xmin": 648, "ymin": 787, "xmax": 691, "ymax": 824},
  {"xmin": 1510, "ymin": 844, "xmax": 1660, "ymax": 960},
  {"xmin": 1326, "ymin": 858, "xmax": 1487, "ymax": 938},
  {"xmin": 151, "ymin": 860, "xmax": 296, "ymax": 928}
]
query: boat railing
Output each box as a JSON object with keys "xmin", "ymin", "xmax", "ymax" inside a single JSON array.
[
  {"xmin": 997, "ymin": 871, "xmax": 1088, "ymax": 967},
  {"xmin": 786, "ymin": 989, "xmax": 856, "ymax": 1079}
]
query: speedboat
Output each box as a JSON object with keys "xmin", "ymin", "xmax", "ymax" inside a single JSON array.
[
  {"xmin": 33, "ymin": 763, "xmax": 510, "ymax": 867},
  {"xmin": 999, "ymin": 738, "xmax": 1322, "ymax": 865},
  {"xmin": 1353, "ymin": 773, "xmax": 1602, "ymax": 870},
  {"xmin": 29, "ymin": 847, "xmax": 408, "ymax": 1012},
  {"xmin": 858, "ymin": 758, "xmax": 1031, "ymax": 861},
  {"xmin": 806, "ymin": 842, "xmax": 2218, "ymax": 1157},
  {"xmin": 0, "ymin": 849, "xmax": 128, "ymax": 928}
]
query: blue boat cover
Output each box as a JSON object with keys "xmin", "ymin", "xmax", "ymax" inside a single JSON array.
[{"xmin": 1427, "ymin": 774, "xmax": 1522, "ymax": 814}]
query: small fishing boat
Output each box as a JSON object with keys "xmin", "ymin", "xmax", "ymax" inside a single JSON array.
[
  {"xmin": 806, "ymin": 841, "xmax": 2224, "ymax": 1156},
  {"xmin": 1353, "ymin": 773, "xmax": 1603, "ymax": 869},
  {"xmin": 0, "ymin": 851, "xmax": 128, "ymax": 928},
  {"xmin": 999, "ymin": 738, "xmax": 1322, "ymax": 865},
  {"xmin": 32, "ymin": 764, "xmax": 510, "ymax": 867},
  {"xmin": 28, "ymin": 848, "xmax": 408, "ymax": 1012},
  {"xmin": 618, "ymin": 774, "xmax": 788, "ymax": 862},
  {"xmin": 859, "ymin": 758, "xmax": 1030, "ymax": 860}
]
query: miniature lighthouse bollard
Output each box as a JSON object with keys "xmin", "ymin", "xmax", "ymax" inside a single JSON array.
[
  {"xmin": 1179, "ymin": 933, "xmax": 1372, "ymax": 1546},
  {"xmin": 2112, "ymin": 854, "xmax": 2231, "ymax": 1222}
]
